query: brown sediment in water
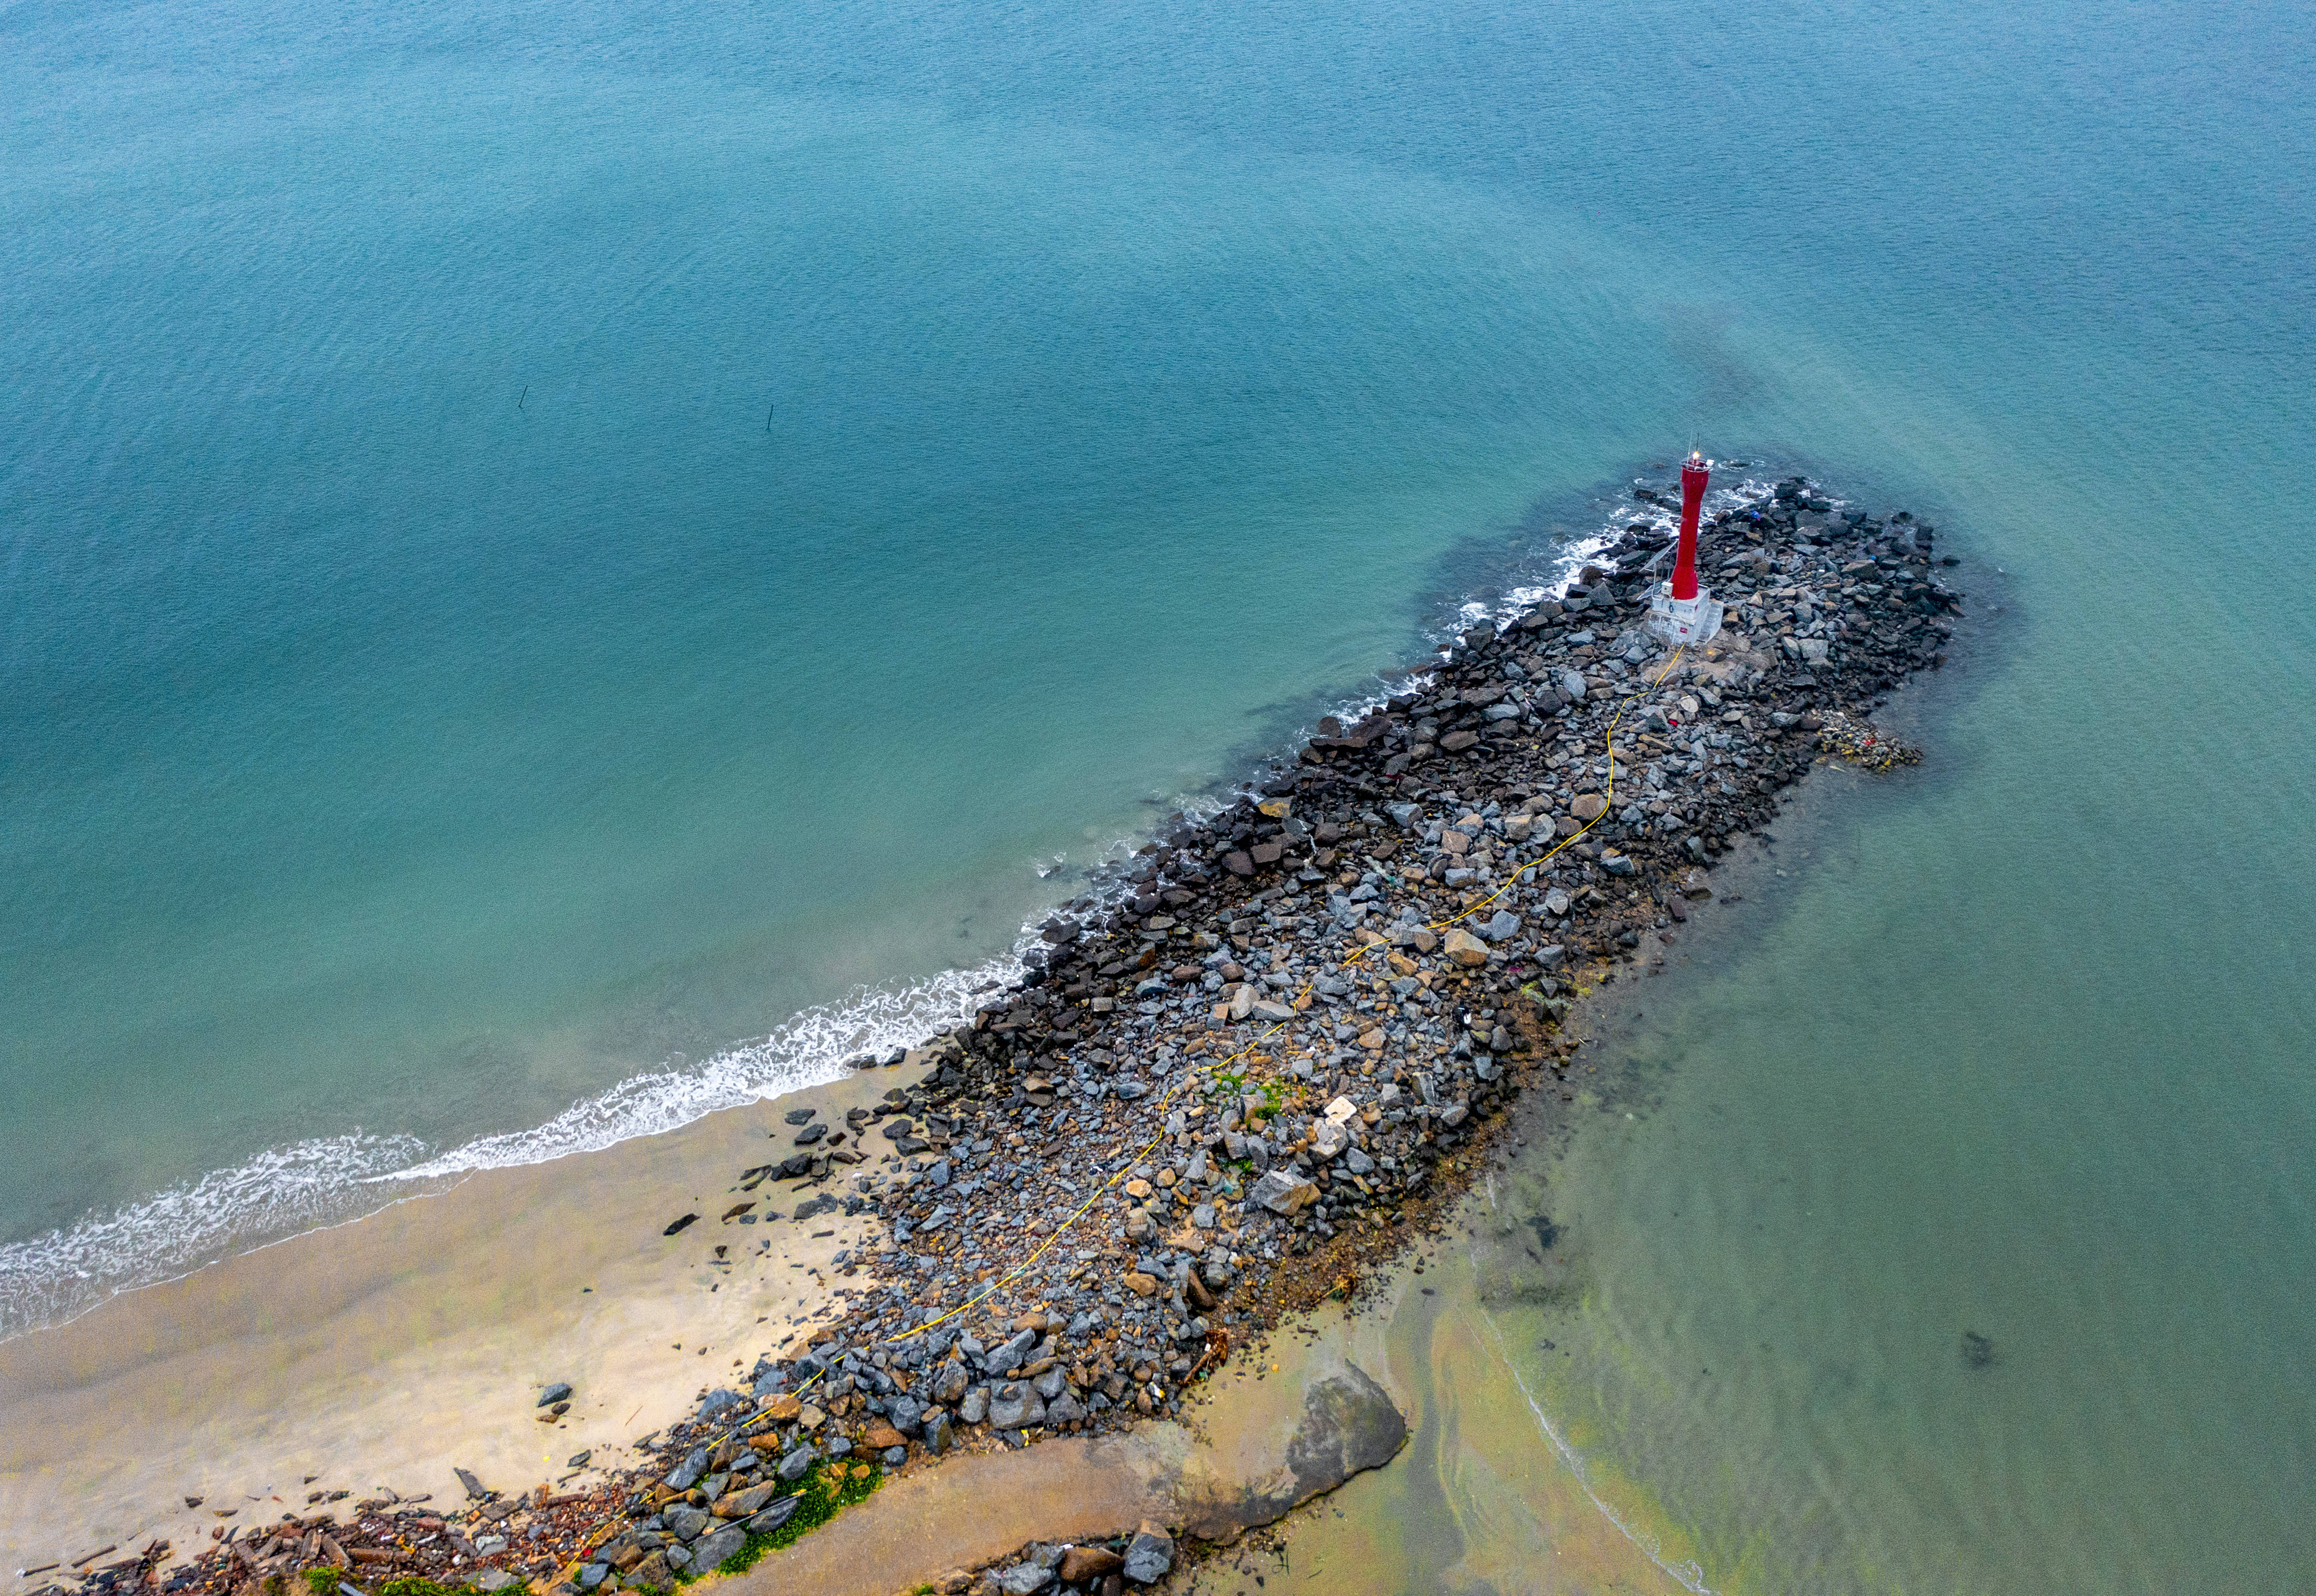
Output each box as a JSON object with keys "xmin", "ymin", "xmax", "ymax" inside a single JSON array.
[
  {"xmin": 721, "ymin": 1308, "xmax": 1410, "ymax": 1595},
  {"xmin": 1175, "ymin": 1238, "xmax": 1702, "ymax": 1596}
]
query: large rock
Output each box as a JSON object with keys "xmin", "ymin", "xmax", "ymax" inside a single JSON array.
[
  {"xmin": 987, "ymin": 1382, "xmax": 1047, "ymax": 1429},
  {"xmin": 664, "ymin": 1446, "xmax": 710, "ymax": 1492},
  {"xmin": 777, "ymin": 1444, "xmax": 818, "ymax": 1482},
  {"xmin": 1124, "ymin": 1522, "xmax": 1176, "ymax": 1584},
  {"xmin": 1250, "ymin": 1170, "xmax": 1319, "ymax": 1214},
  {"xmin": 1058, "ymin": 1547, "xmax": 1124, "ymax": 1583},
  {"xmin": 744, "ymin": 1496, "xmax": 802, "ymax": 1535},
  {"xmin": 985, "ymin": 1328, "xmax": 1038, "ymax": 1376},
  {"xmin": 1309, "ymin": 1120, "xmax": 1350, "ymax": 1160},
  {"xmin": 690, "ymin": 1524, "xmax": 745, "ymax": 1573},
  {"xmin": 714, "ymin": 1482, "xmax": 781, "ymax": 1520},
  {"xmin": 1175, "ymin": 1363, "xmax": 1409, "ymax": 1543},
  {"xmin": 663, "ymin": 1505, "xmax": 709, "ymax": 1540},
  {"xmin": 1442, "ymin": 928, "xmax": 1489, "ymax": 967},
  {"xmin": 1569, "ymin": 793, "xmax": 1609, "ymax": 822},
  {"xmin": 1439, "ymin": 729, "xmax": 1480, "ymax": 752},
  {"xmin": 921, "ymin": 1406, "xmax": 955, "ymax": 1454},
  {"xmin": 996, "ymin": 1564, "xmax": 1055, "ymax": 1595}
]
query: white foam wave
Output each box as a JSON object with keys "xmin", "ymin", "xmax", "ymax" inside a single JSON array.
[
  {"xmin": 0, "ymin": 959, "xmax": 1021, "ymax": 1343},
  {"xmin": 393, "ymin": 959, "xmax": 1017, "ymax": 1181},
  {"xmin": 0, "ymin": 1131, "xmax": 430, "ymax": 1342}
]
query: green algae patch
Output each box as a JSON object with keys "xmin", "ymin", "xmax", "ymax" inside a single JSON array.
[{"xmin": 699, "ymin": 1457, "xmax": 886, "ymax": 1579}]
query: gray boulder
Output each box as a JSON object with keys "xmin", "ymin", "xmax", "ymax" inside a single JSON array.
[
  {"xmin": 996, "ymin": 1565, "xmax": 1055, "ymax": 1595},
  {"xmin": 662, "ymin": 1505, "xmax": 708, "ymax": 1541},
  {"xmin": 664, "ymin": 1446, "xmax": 710, "ymax": 1492},
  {"xmin": 777, "ymin": 1444, "xmax": 818, "ymax": 1482},
  {"xmin": 718, "ymin": 1482, "xmax": 781, "ymax": 1518},
  {"xmin": 744, "ymin": 1496, "xmax": 802, "ymax": 1536},
  {"xmin": 1250, "ymin": 1170, "xmax": 1319, "ymax": 1214},
  {"xmin": 987, "ymin": 1382, "xmax": 1047, "ymax": 1429},
  {"xmin": 691, "ymin": 1524, "xmax": 745, "ymax": 1573},
  {"xmin": 1124, "ymin": 1521, "xmax": 1176, "ymax": 1584},
  {"xmin": 985, "ymin": 1328, "xmax": 1038, "ymax": 1376}
]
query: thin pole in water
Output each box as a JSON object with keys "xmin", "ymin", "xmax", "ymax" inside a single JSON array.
[
  {"xmin": 765, "ymin": 400, "xmax": 774, "ymax": 434},
  {"xmin": 518, "ymin": 385, "xmax": 528, "ymax": 410}
]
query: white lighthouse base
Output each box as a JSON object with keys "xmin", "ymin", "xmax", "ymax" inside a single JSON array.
[{"xmin": 1647, "ymin": 581, "xmax": 1725, "ymax": 647}]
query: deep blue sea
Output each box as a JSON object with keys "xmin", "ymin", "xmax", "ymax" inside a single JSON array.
[{"xmin": 4, "ymin": 0, "xmax": 2311, "ymax": 1587}]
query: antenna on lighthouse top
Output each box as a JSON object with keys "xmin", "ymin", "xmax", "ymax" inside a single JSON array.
[{"xmin": 1648, "ymin": 450, "xmax": 1725, "ymax": 647}]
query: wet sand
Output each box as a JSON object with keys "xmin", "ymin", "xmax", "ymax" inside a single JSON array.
[
  {"xmin": 0, "ymin": 1065, "xmax": 908, "ymax": 1579},
  {"xmin": 1174, "ymin": 1220, "xmax": 1700, "ymax": 1596},
  {"xmin": 722, "ymin": 1238, "xmax": 1423, "ymax": 1595}
]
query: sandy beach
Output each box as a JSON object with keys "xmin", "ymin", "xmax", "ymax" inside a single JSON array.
[{"xmin": 0, "ymin": 1063, "xmax": 913, "ymax": 1578}]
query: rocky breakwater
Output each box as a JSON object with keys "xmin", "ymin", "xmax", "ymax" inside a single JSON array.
[
  {"xmin": 749, "ymin": 475, "xmax": 1963, "ymax": 1421},
  {"xmin": 83, "ymin": 473, "xmax": 1964, "ymax": 1596}
]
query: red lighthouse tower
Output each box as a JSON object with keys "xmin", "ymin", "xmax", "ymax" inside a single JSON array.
[{"xmin": 1648, "ymin": 451, "xmax": 1725, "ymax": 647}]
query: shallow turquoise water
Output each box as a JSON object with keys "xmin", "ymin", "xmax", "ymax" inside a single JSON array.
[{"xmin": 3, "ymin": 0, "xmax": 2311, "ymax": 1585}]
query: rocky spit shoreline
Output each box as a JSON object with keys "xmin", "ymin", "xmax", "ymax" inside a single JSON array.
[{"xmin": 31, "ymin": 473, "xmax": 1963, "ymax": 1596}]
